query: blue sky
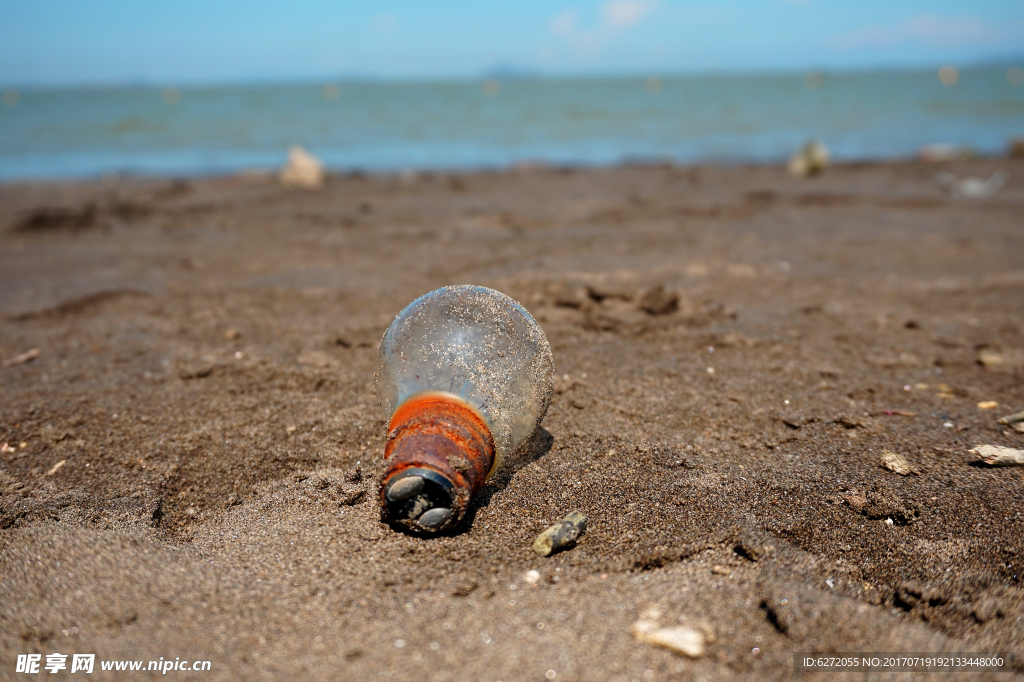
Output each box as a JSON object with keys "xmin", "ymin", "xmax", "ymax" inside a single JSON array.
[{"xmin": 1, "ymin": 1, "xmax": 1022, "ymax": 85}]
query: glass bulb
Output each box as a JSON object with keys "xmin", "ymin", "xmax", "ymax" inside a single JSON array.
[{"xmin": 375, "ymin": 285, "xmax": 553, "ymax": 532}]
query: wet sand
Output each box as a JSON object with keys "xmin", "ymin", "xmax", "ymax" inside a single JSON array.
[{"xmin": 1, "ymin": 159, "xmax": 1023, "ymax": 680}]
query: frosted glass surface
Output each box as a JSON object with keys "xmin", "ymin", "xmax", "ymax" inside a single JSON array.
[{"xmin": 376, "ymin": 285, "xmax": 553, "ymax": 468}]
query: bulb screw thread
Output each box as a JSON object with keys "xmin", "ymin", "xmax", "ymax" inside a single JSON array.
[{"xmin": 379, "ymin": 393, "xmax": 495, "ymax": 533}]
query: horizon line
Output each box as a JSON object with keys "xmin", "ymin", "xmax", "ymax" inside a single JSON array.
[{"xmin": 3, "ymin": 54, "xmax": 1023, "ymax": 92}]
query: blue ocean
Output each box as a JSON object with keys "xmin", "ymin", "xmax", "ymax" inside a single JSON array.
[{"xmin": 1, "ymin": 66, "xmax": 1022, "ymax": 181}]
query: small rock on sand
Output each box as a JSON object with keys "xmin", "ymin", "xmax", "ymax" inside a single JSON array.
[
  {"xmin": 637, "ymin": 285, "xmax": 678, "ymax": 316},
  {"xmin": 977, "ymin": 349, "xmax": 1002, "ymax": 367},
  {"xmin": 279, "ymin": 146, "xmax": 325, "ymax": 190},
  {"xmin": 533, "ymin": 511, "xmax": 587, "ymax": 557},
  {"xmin": 880, "ymin": 450, "xmax": 917, "ymax": 476},
  {"xmin": 977, "ymin": 348, "xmax": 1024, "ymax": 369},
  {"xmin": 969, "ymin": 444, "xmax": 1024, "ymax": 467},
  {"xmin": 788, "ymin": 141, "xmax": 830, "ymax": 178}
]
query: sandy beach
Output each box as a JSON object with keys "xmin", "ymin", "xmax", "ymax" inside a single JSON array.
[{"xmin": 1, "ymin": 158, "xmax": 1023, "ymax": 680}]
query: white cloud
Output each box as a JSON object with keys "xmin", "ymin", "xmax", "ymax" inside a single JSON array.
[
  {"xmin": 548, "ymin": 1, "xmax": 660, "ymax": 58},
  {"xmin": 831, "ymin": 14, "xmax": 1015, "ymax": 49},
  {"xmin": 905, "ymin": 15, "xmax": 994, "ymax": 44},
  {"xmin": 603, "ymin": 0, "xmax": 657, "ymax": 29}
]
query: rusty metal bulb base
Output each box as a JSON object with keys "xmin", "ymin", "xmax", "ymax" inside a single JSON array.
[{"xmin": 379, "ymin": 393, "xmax": 495, "ymax": 533}]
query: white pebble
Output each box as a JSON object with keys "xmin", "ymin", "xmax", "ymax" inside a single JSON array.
[{"xmin": 632, "ymin": 619, "xmax": 705, "ymax": 658}]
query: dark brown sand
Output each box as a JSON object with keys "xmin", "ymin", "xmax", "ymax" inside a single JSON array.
[{"xmin": 1, "ymin": 160, "xmax": 1023, "ymax": 681}]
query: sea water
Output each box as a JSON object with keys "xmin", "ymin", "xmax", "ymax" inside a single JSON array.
[{"xmin": 1, "ymin": 66, "xmax": 1022, "ymax": 181}]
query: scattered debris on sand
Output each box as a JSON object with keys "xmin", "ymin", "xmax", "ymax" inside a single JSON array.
[
  {"xmin": 279, "ymin": 145, "xmax": 325, "ymax": 189},
  {"xmin": 977, "ymin": 348, "xmax": 1024, "ymax": 369},
  {"xmin": 997, "ymin": 410, "xmax": 1024, "ymax": 426},
  {"xmin": 533, "ymin": 510, "xmax": 587, "ymax": 557},
  {"xmin": 936, "ymin": 172, "xmax": 1005, "ymax": 199},
  {"xmin": 2, "ymin": 160, "xmax": 1023, "ymax": 680},
  {"xmin": 788, "ymin": 140, "xmax": 830, "ymax": 178},
  {"xmin": 879, "ymin": 450, "xmax": 917, "ymax": 476},
  {"xmin": 1008, "ymin": 138, "xmax": 1024, "ymax": 159},
  {"xmin": 977, "ymin": 349, "xmax": 1003, "ymax": 367},
  {"xmin": 637, "ymin": 284, "xmax": 679, "ymax": 316},
  {"xmin": 918, "ymin": 143, "xmax": 972, "ymax": 162},
  {"xmin": 969, "ymin": 445, "xmax": 1024, "ymax": 467},
  {"xmin": 46, "ymin": 460, "xmax": 67, "ymax": 476},
  {"xmin": 631, "ymin": 607, "xmax": 706, "ymax": 658},
  {"xmin": 2, "ymin": 348, "xmax": 40, "ymax": 367}
]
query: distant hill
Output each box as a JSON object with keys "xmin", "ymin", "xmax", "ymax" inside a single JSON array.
[{"xmin": 482, "ymin": 63, "xmax": 542, "ymax": 80}]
